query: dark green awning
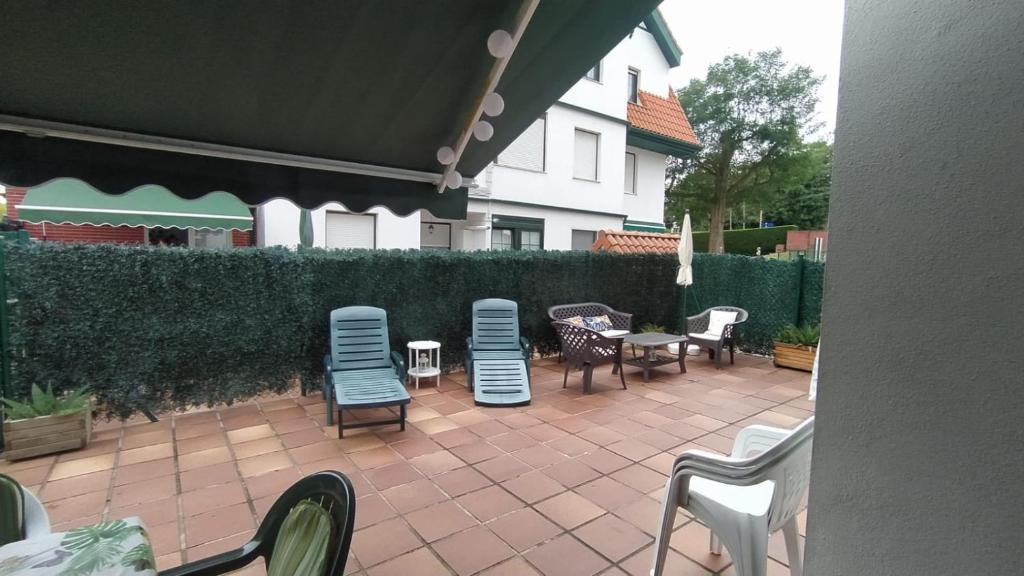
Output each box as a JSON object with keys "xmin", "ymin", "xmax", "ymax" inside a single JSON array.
[
  {"xmin": 624, "ymin": 220, "xmax": 668, "ymax": 233},
  {"xmin": 0, "ymin": 1, "xmax": 661, "ymax": 218},
  {"xmin": 18, "ymin": 179, "xmax": 252, "ymax": 231}
]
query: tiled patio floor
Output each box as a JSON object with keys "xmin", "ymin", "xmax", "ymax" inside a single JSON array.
[{"xmin": 1, "ymin": 353, "xmax": 813, "ymax": 576}]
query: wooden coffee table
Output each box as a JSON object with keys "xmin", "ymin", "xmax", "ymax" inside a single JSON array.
[{"xmin": 622, "ymin": 333, "xmax": 687, "ymax": 382}]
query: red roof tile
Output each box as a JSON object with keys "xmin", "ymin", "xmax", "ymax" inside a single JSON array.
[
  {"xmin": 591, "ymin": 230, "xmax": 680, "ymax": 254},
  {"xmin": 627, "ymin": 91, "xmax": 699, "ymax": 146}
]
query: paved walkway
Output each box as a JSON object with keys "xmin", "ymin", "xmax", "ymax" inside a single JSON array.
[{"xmin": 1, "ymin": 353, "xmax": 813, "ymax": 576}]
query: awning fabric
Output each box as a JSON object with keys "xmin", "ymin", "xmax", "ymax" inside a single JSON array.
[
  {"xmin": 0, "ymin": 1, "xmax": 661, "ymax": 218},
  {"xmin": 624, "ymin": 220, "xmax": 668, "ymax": 233},
  {"xmin": 18, "ymin": 179, "xmax": 253, "ymax": 231}
]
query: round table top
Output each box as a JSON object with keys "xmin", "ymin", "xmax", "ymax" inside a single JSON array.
[
  {"xmin": 408, "ymin": 340, "xmax": 441, "ymax": 349},
  {"xmin": 623, "ymin": 332, "xmax": 686, "ymax": 346}
]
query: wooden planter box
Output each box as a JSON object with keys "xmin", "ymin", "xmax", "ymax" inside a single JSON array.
[
  {"xmin": 773, "ymin": 341, "xmax": 817, "ymax": 372},
  {"xmin": 3, "ymin": 408, "xmax": 92, "ymax": 461}
]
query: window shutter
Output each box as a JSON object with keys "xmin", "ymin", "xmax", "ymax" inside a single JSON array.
[
  {"xmin": 624, "ymin": 152, "xmax": 637, "ymax": 194},
  {"xmin": 571, "ymin": 229, "xmax": 597, "ymax": 251},
  {"xmin": 325, "ymin": 213, "xmax": 375, "ymax": 248},
  {"xmin": 573, "ymin": 129, "xmax": 599, "ymax": 181},
  {"xmin": 497, "ymin": 117, "xmax": 545, "ymax": 171}
]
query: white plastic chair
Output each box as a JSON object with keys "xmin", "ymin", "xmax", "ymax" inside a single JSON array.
[
  {"xmin": 651, "ymin": 417, "xmax": 814, "ymax": 576},
  {"xmin": 22, "ymin": 486, "xmax": 51, "ymax": 539}
]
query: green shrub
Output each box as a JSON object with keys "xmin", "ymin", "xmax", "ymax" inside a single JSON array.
[
  {"xmin": 4, "ymin": 243, "xmax": 823, "ymax": 417},
  {"xmin": 639, "ymin": 323, "xmax": 666, "ymax": 333},
  {"xmin": 774, "ymin": 324, "xmax": 821, "ymax": 347},
  {"xmin": 692, "ymin": 225, "xmax": 797, "ymax": 255}
]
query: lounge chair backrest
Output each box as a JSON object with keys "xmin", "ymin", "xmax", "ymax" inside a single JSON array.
[
  {"xmin": 472, "ymin": 299, "xmax": 521, "ymax": 351},
  {"xmin": 329, "ymin": 306, "xmax": 393, "ymax": 371}
]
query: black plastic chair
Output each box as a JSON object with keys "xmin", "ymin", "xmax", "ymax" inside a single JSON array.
[
  {"xmin": 552, "ymin": 321, "xmax": 626, "ymax": 394},
  {"xmin": 159, "ymin": 471, "xmax": 356, "ymax": 576}
]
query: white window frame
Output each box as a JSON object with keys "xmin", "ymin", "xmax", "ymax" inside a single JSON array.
[
  {"xmin": 628, "ymin": 67, "xmax": 641, "ymax": 103},
  {"xmin": 624, "ymin": 151, "xmax": 638, "ymax": 195},
  {"xmin": 189, "ymin": 228, "xmax": 232, "ymax": 249},
  {"xmin": 573, "ymin": 128, "xmax": 601, "ymax": 183},
  {"xmin": 584, "ymin": 60, "xmax": 602, "ymax": 83},
  {"xmin": 496, "ymin": 115, "xmax": 547, "ymax": 173}
]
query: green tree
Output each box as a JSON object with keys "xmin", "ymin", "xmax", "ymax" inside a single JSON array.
[
  {"xmin": 666, "ymin": 49, "xmax": 822, "ymax": 252},
  {"xmin": 763, "ymin": 141, "xmax": 832, "ymax": 229}
]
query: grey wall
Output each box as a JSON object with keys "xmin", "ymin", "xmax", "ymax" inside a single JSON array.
[{"xmin": 805, "ymin": 1, "xmax": 1024, "ymax": 574}]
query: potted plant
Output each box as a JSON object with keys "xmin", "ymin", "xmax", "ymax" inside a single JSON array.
[
  {"xmin": 639, "ymin": 323, "xmax": 667, "ymax": 361},
  {"xmin": 3, "ymin": 384, "xmax": 92, "ymax": 461},
  {"xmin": 773, "ymin": 324, "xmax": 820, "ymax": 371}
]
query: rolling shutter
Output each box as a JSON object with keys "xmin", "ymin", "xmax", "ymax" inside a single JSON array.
[
  {"xmin": 497, "ymin": 117, "xmax": 545, "ymax": 171},
  {"xmin": 574, "ymin": 129, "xmax": 599, "ymax": 181},
  {"xmin": 325, "ymin": 212, "xmax": 375, "ymax": 249}
]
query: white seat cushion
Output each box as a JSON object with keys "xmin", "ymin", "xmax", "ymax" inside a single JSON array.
[
  {"xmin": 706, "ymin": 310, "xmax": 738, "ymax": 337},
  {"xmin": 599, "ymin": 329, "xmax": 629, "ymax": 338},
  {"xmin": 688, "ymin": 331, "xmax": 720, "ymax": 341}
]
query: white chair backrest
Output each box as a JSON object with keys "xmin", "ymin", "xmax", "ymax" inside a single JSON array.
[{"xmin": 758, "ymin": 417, "xmax": 814, "ymax": 532}]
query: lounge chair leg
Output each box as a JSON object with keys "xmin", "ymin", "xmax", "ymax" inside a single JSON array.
[
  {"xmin": 337, "ymin": 408, "xmax": 344, "ymax": 439},
  {"xmin": 400, "ymin": 404, "xmax": 406, "ymax": 431},
  {"xmin": 710, "ymin": 532, "xmax": 723, "ymax": 555},
  {"xmin": 729, "ymin": 341, "xmax": 736, "ymax": 365},
  {"xmin": 583, "ymin": 364, "xmax": 594, "ymax": 394},
  {"xmin": 563, "ymin": 362, "xmax": 570, "ymax": 388}
]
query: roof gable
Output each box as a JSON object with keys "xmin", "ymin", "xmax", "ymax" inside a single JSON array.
[{"xmin": 642, "ymin": 10, "xmax": 681, "ymax": 67}]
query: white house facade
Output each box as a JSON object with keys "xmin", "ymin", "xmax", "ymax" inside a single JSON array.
[{"xmin": 257, "ymin": 11, "xmax": 698, "ymax": 251}]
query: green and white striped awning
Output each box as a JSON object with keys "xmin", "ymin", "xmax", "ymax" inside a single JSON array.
[
  {"xmin": 623, "ymin": 220, "xmax": 667, "ymax": 233},
  {"xmin": 18, "ymin": 179, "xmax": 252, "ymax": 231}
]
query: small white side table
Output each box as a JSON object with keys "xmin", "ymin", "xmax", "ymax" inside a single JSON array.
[{"xmin": 407, "ymin": 340, "xmax": 441, "ymax": 389}]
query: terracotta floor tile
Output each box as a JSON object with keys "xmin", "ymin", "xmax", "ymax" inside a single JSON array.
[
  {"xmin": 184, "ymin": 502, "xmax": 255, "ymax": 548},
  {"xmin": 480, "ymin": 556, "xmax": 542, "ymax": 576},
  {"xmin": 577, "ymin": 426, "xmax": 626, "ymax": 445},
  {"xmin": 619, "ymin": 544, "xmax": 711, "ymax": 576},
  {"xmin": 430, "ymin": 427, "xmax": 479, "ymax": 449},
  {"xmin": 382, "ymin": 478, "xmax": 448, "ymax": 514},
  {"xmin": 390, "ymin": 438, "xmax": 444, "ymax": 460},
  {"xmin": 432, "ymin": 525, "xmax": 515, "ymax": 576},
  {"xmin": 405, "ymin": 500, "xmax": 478, "ymax": 542},
  {"xmin": 175, "ymin": 433, "xmax": 228, "ymax": 456},
  {"xmin": 232, "ymin": 437, "xmax": 285, "ymax": 460},
  {"xmin": 366, "ymin": 547, "xmax": 453, "ymax": 576},
  {"xmin": 179, "ymin": 462, "xmax": 239, "ymax": 492},
  {"xmin": 409, "ymin": 451, "xmax": 466, "ymax": 477},
  {"xmin": 546, "ymin": 435, "xmax": 598, "ymax": 457},
  {"xmin": 48, "ymin": 453, "xmax": 116, "ymax": 480},
  {"xmin": 181, "ymin": 481, "xmax": 247, "ymax": 517},
  {"xmin": 680, "ymin": 414, "xmax": 729, "ymax": 433},
  {"xmin": 40, "ymin": 469, "xmax": 112, "ymax": 502},
  {"xmin": 692, "ymin": 433, "xmax": 735, "ymax": 455},
  {"xmin": 433, "ymin": 467, "xmax": 492, "ymax": 497},
  {"xmin": 298, "ymin": 455, "xmax": 358, "ymax": 476},
  {"xmin": 1, "ymin": 463, "xmax": 52, "ymax": 486},
  {"xmin": 354, "ymin": 493, "xmax": 398, "ymax": 530},
  {"xmin": 609, "ymin": 464, "xmax": 668, "ymax": 494},
  {"xmin": 148, "ymin": 520, "xmax": 183, "ymax": 556},
  {"xmin": 338, "ymin": 431, "xmax": 387, "ymax": 453},
  {"xmin": 46, "ymin": 489, "xmax": 109, "ymax": 524},
  {"xmin": 119, "ymin": 443, "xmax": 174, "ymax": 466},
  {"xmin": 414, "ymin": 417, "xmax": 460, "ymax": 436},
  {"xmin": 271, "ymin": 416, "xmax": 319, "ymax": 434},
  {"xmin": 488, "ymin": 507, "xmax": 563, "ymax": 552},
  {"xmin": 606, "ymin": 439, "xmax": 660, "ymax": 462},
  {"xmin": 287, "ymin": 440, "xmax": 346, "ymax": 464},
  {"xmin": 121, "ymin": 429, "xmax": 174, "ymax": 450},
  {"xmin": 542, "ymin": 459, "xmax": 602, "ymax": 488},
  {"xmin": 51, "ymin": 513, "xmax": 102, "ymax": 532},
  {"xmin": 226, "ymin": 424, "xmax": 275, "ymax": 444},
  {"xmin": 448, "ymin": 409, "xmax": 492, "ymax": 427},
  {"xmin": 178, "ymin": 446, "xmax": 232, "ymax": 472},
  {"xmin": 489, "ymin": 431, "xmax": 537, "ymax": 453},
  {"xmin": 467, "ymin": 419, "xmax": 513, "ymax": 438},
  {"xmin": 657, "ymin": 421, "xmax": 707, "ymax": 442},
  {"xmin": 474, "ymin": 454, "xmax": 531, "ymax": 483},
  {"xmin": 110, "ymin": 474, "xmax": 177, "ymax": 508},
  {"xmin": 350, "ymin": 446, "xmax": 403, "ymax": 470},
  {"xmin": 237, "ymin": 451, "xmax": 293, "ymax": 478},
  {"xmin": 367, "ymin": 461, "xmax": 423, "ymax": 490},
  {"xmin": 524, "ymin": 533, "xmax": 609, "ymax": 576},
  {"xmin": 455, "ymin": 485, "xmax": 523, "ymax": 522},
  {"xmin": 279, "ymin": 427, "xmax": 328, "ymax": 449},
  {"xmin": 244, "ymin": 467, "xmax": 303, "ymax": 500},
  {"xmin": 449, "ymin": 441, "xmax": 503, "ymax": 465},
  {"xmin": 512, "ymin": 444, "xmax": 567, "ymax": 469},
  {"xmin": 521, "ymin": 423, "xmax": 569, "ymax": 443},
  {"xmin": 500, "ymin": 471, "xmax": 565, "ymax": 504},
  {"xmin": 639, "ymin": 452, "xmax": 677, "ymax": 476},
  {"xmin": 174, "ymin": 421, "xmax": 223, "ymax": 440},
  {"xmin": 534, "ymin": 491, "xmax": 605, "ymax": 530},
  {"xmin": 351, "ymin": 518, "xmax": 421, "ymax": 568},
  {"xmin": 573, "ymin": 514, "xmax": 652, "ymax": 562},
  {"xmin": 109, "ymin": 495, "xmax": 179, "ymax": 528},
  {"xmin": 669, "ymin": 521, "xmax": 733, "ymax": 572},
  {"xmin": 185, "ymin": 530, "xmax": 254, "ymax": 563},
  {"xmin": 578, "ymin": 448, "xmax": 634, "ymax": 475}
]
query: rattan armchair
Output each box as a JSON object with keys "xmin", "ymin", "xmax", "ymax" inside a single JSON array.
[
  {"xmin": 686, "ymin": 306, "xmax": 748, "ymax": 368},
  {"xmin": 551, "ymin": 321, "xmax": 626, "ymax": 394},
  {"xmin": 547, "ymin": 302, "xmax": 633, "ymax": 330}
]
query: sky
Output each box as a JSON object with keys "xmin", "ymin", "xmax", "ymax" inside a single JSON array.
[{"xmin": 659, "ymin": 0, "xmax": 846, "ymax": 141}]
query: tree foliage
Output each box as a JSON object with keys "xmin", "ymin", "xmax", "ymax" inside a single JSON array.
[
  {"xmin": 762, "ymin": 141, "xmax": 832, "ymax": 230},
  {"xmin": 666, "ymin": 49, "xmax": 822, "ymax": 251}
]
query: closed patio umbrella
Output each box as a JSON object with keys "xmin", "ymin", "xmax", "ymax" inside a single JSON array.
[
  {"xmin": 677, "ymin": 212, "xmax": 694, "ymax": 353},
  {"xmin": 299, "ymin": 209, "xmax": 314, "ymax": 248}
]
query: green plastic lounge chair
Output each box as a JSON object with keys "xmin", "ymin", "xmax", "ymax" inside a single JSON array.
[
  {"xmin": 465, "ymin": 298, "xmax": 531, "ymax": 407},
  {"xmin": 160, "ymin": 471, "xmax": 356, "ymax": 576},
  {"xmin": 0, "ymin": 473, "xmax": 50, "ymax": 546},
  {"xmin": 322, "ymin": 306, "xmax": 409, "ymax": 438}
]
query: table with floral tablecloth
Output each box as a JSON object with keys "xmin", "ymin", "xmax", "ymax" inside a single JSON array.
[{"xmin": 0, "ymin": 517, "xmax": 155, "ymax": 576}]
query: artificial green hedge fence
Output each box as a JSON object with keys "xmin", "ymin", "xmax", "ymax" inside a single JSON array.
[
  {"xmin": 3, "ymin": 243, "xmax": 823, "ymax": 417},
  {"xmin": 692, "ymin": 225, "xmax": 797, "ymax": 255}
]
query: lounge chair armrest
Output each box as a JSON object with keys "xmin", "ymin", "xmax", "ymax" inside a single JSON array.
[
  {"xmin": 390, "ymin": 351, "xmax": 407, "ymax": 380},
  {"xmin": 731, "ymin": 425, "xmax": 791, "ymax": 458},
  {"xmin": 466, "ymin": 337, "xmax": 474, "ymax": 351},
  {"xmin": 159, "ymin": 542, "xmax": 262, "ymax": 576},
  {"xmin": 519, "ymin": 336, "xmax": 530, "ymax": 355},
  {"xmin": 324, "ymin": 354, "xmax": 333, "ymax": 372}
]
